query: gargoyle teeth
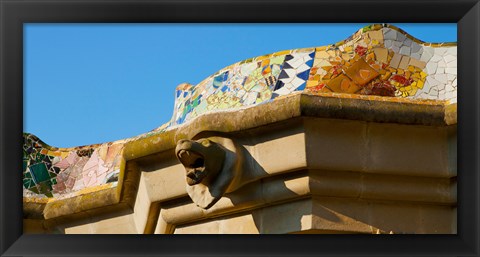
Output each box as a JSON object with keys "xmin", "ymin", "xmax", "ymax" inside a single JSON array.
[{"xmin": 177, "ymin": 150, "xmax": 205, "ymax": 169}]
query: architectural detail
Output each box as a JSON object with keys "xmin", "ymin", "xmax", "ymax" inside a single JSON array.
[
  {"xmin": 176, "ymin": 136, "xmax": 259, "ymax": 209},
  {"xmin": 23, "ymin": 24, "xmax": 457, "ymax": 234}
]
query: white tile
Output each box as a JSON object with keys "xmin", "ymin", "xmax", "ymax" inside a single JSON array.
[
  {"xmin": 399, "ymin": 46, "xmax": 411, "ymax": 55},
  {"xmin": 411, "ymin": 53, "xmax": 421, "ymax": 59},
  {"xmin": 421, "ymin": 81, "xmax": 432, "ymax": 94},
  {"xmin": 392, "ymin": 46, "xmax": 400, "ymax": 53},
  {"xmin": 426, "ymin": 76, "xmax": 440, "ymax": 87},
  {"xmin": 445, "ymin": 91, "xmax": 456, "ymax": 100},
  {"xmin": 445, "ymin": 67, "xmax": 457, "ymax": 75},
  {"xmin": 446, "ymin": 60, "xmax": 457, "ymax": 68},
  {"xmin": 394, "ymin": 41, "xmax": 403, "ymax": 47},
  {"xmin": 420, "ymin": 48, "xmax": 434, "ymax": 62},
  {"xmin": 411, "ymin": 42, "xmax": 422, "ymax": 53},
  {"xmin": 404, "ymin": 38, "xmax": 413, "ymax": 47},
  {"xmin": 444, "ymin": 54, "xmax": 456, "ymax": 63},
  {"xmin": 430, "ymin": 55, "xmax": 443, "ymax": 62},
  {"xmin": 426, "ymin": 62, "xmax": 438, "ymax": 74},
  {"xmin": 438, "ymin": 84, "xmax": 446, "ymax": 92},
  {"xmin": 447, "ymin": 47, "xmax": 457, "ymax": 55},
  {"xmin": 445, "ymin": 84, "xmax": 455, "ymax": 92},
  {"xmin": 397, "ymin": 32, "xmax": 406, "ymax": 41},
  {"xmin": 297, "ymin": 63, "xmax": 311, "ymax": 73},
  {"xmin": 436, "ymin": 67, "xmax": 445, "ymax": 74},
  {"xmin": 383, "ymin": 28, "xmax": 397, "ymax": 40},
  {"xmin": 384, "ymin": 40, "xmax": 393, "ymax": 49},
  {"xmin": 438, "ymin": 60, "xmax": 446, "ymax": 68},
  {"xmin": 429, "ymin": 87, "xmax": 439, "ymax": 95},
  {"xmin": 244, "ymin": 91, "xmax": 258, "ymax": 104},
  {"xmin": 434, "ymin": 74, "xmax": 448, "ymax": 84},
  {"xmin": 291, "ymin": 77, "xmax": 305, "ymax": 89},
  {"xmin": 434, "ymin": 48, "xmax": 448, "ymax": 55}
]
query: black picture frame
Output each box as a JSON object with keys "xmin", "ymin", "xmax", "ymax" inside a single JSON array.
[{"xmin": 1, "ymin": 0, "xmax": 479, "ymax": 256}]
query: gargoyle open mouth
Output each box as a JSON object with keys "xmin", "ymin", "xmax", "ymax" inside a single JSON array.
[{"xmin": 177, "ymin": 149, "xmax": 206, "ymax": 185}]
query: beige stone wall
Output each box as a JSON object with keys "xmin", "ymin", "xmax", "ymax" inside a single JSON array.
[{"xmin": 24, "ymin": 114, "xmax": 456, "ymax": 234}]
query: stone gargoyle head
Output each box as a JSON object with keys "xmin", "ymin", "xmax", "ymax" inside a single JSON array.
[{"xmin": 175, "ymin": 136, "xmax": 253, "ymax": 209}]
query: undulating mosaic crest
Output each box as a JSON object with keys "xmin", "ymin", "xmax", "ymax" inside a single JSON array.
[{"xmin": 23, "ymin": 24, "xmax": 457, "ymax": 201}]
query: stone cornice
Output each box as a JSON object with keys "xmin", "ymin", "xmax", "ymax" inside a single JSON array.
[{"xmin": 24, "ymin": 93, "xmax": 457, "ymax": 220}]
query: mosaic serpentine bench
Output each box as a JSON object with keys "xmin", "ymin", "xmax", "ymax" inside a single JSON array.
[{"xmin": 23, "ymin": 24, "xmax": 457, "ymax": 218}]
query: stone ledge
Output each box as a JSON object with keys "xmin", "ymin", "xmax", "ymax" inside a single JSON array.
[
  {"xmin": 125, "ymin": 92, "xmax": 456, "ymax": 161},
  {"xmin": 23, "ymin": 93, "xmax": 457, "ymax": 220}
]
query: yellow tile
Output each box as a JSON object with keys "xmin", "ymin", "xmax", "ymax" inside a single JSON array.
[
  {"xmin": 417, "ymin": 80, "xmax": 424, "ymax": 89},
  {"xmin": 256, "ymin": 55, "xmax": 270, "ymax": 61},
  {"xmin": 306, "ymin": 80, "xmax": 318, "ymax": 88},
  {"xmin": 327, "ymin": 74, "xmax": 361, "ymax": 93},
  {"xmin": 344, "ymin": 58, "xmax": 380, "ymax": 86},
  {"xmin": 381, "ymin": 72, "xmax": 392, "ymax": 80},
  {"xmin": 366, "ymin": 52, "xmax": 375, "ymax": 61}
]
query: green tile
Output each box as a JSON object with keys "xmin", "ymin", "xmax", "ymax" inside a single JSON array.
[
  {"xmin": 23, "ymin": 160, "xmax": 28, "ymax": 173},
  {"xmin": 23, "ymin": 178, "xmax": 35, "ymax": 189},
  {"xmin": 30, "ymin": 163, "xmax": 50, "ymax": 183},
  {"xmin": 35, "ymin": 153, "xmax": 45, "ymax": 163},
  {"xmin": 37, "ymin": 181, "xmax": 53, "ymax": 197},
  {"xmin": 28, "ymin": 186, "xmax": 39, "ymax": 194}
]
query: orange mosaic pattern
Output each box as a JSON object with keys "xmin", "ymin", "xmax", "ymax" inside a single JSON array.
[{"xmin": 306, "ymin": 24, "xmax": 435, "ymax": 98}]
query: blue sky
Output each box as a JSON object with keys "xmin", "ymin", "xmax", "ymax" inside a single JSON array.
[{"xmin": 24, "ymin": 23, "xmax": 457, "ymax": 148}]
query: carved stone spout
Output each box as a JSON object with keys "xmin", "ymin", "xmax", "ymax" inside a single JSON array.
[{"xmin": 175, "ymin": 136, "xmax": 253, "ymax": 209}]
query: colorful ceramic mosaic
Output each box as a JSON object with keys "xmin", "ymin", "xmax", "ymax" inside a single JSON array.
[
  {"xmin": 23, "ymin": 24, "xmax": 457, "ymax": 200},
  {"xmin": 23, "ymin": 133, "xmax": 125, "ymax": 199},
  {"xmin": 168, "ymin": 24, "xmax": 457, "ymax": 127}
]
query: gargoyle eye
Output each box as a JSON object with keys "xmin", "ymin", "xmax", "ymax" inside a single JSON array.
[{"xmin": 200, "ymin": 139, "xmax": 211, "ymax": 147}]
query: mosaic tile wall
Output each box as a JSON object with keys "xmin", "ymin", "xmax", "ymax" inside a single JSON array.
[
  {"xmin": 23, "ymin": 133, "xmax": 124, "ymax": 199},
  {"xmin": 170, "ymin": 24, "xmax": 457, "ymax": 127},
  {"xmin": 23, "ymin": 24, "xmax": 457, "ymax": 200}
]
